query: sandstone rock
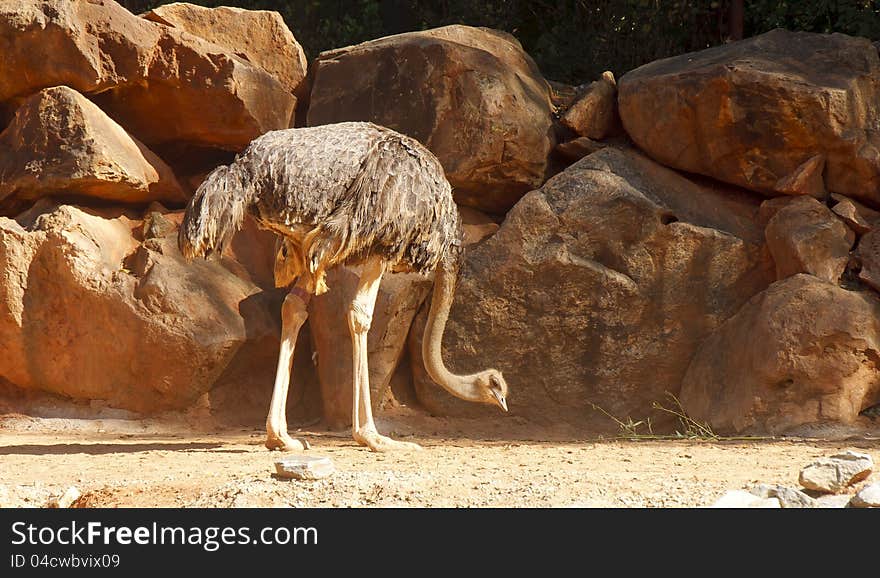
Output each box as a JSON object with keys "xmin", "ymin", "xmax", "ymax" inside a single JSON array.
[
  {"xmin": 763, "ymin": 196, "xmax": 855, "ymax": 283},
  {"xmin": 410, "ymin": 147, "xmax": 772, "ymax": 420},
  {"xmin": 681, "ymin": 275, "xmax": 880, "ymax": 434},
  {"xmin": 799, "ymin": 450, "xmax": 873, "ymax": 493},
  {"xmin": 619, "ymin": 29, "xmax": 880, "ymax": 205},
  {"xmin": 142, "ymin": 2, "xmax": 308, "ymax": 97},
  {"xmin": 560, "ymin": 71, "xmax": 620, "ymax": 140},
  {"xmin": 308, "ymin": 25, "xmax": 556, "ymax": 213},
  {"xmin": 0, "ymin": 0, "xmax": 294, "ymax": 150},
  {"xmin": 0, "ymin": 204, "xmax": 276, "ymax": 412},
  {"xmin": 849, "ymin": 482, "xmax": 880, "ymax": 507},
  {"xmin": 711, "ymin": 490, "xmax": 780, "ymax": 508},
  {"xmin": 832, "ymin": 193, "xmax": 880, "ymax": 224},
  {"xmin": 274, "ymin": 455, "xmax": 335, "ymax": 480},
  {"xmin": 459, "ymin": 206, "xmax": 499, "ymax": 246},
  {"xmin": 309, "ymin": 267, "xmax": 432, "ymax": 428},
  {"xmin": 855, "ymin": 229, "xmax": 880, "ymax": 291},
  {"xmin": 554, "ymin": 137, "xmax": 608, "ymax": 163},
  {"xmin": 748, "ymin": 484, "xmax": 817, "ymax": 508},
  {"xmin": 0, "ymin": 86, "xmax": 186, "ymax": 212},
  {"xmin": 832, "ymin": 197, "xmax": 873, "ymax": 235}
]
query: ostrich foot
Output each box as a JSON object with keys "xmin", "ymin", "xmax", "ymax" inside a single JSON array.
[
  {"xmin": 354, "ymin": 429, "xmax": 422, "ymax": 452},
  {"xmin": 265, "ymin": 432, "xmax": 310, "ymax": 452}
]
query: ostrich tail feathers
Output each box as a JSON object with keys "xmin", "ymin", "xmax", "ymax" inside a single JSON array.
[{"xmin": 178, "ymin": 164, "xmax": 253, "ymax": 260}]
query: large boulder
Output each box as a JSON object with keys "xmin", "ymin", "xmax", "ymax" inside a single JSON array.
[
  {"xmin": 680, "ymin": 275, "xmax": 880, "ymax": 434},
  {"xmin": 410, "ymin": 147, "xmax": 774, "ymax": 421},
  {"xmin": 307, "ymin": 25, "xmax": 556, "ymax": 214},
  {"xmin": 0, "ymin": 203, "xmax": 277, "ymax": 413},
  {"xmin": 308, "ymin": 267, "xmax": 432, "ymax": 428},
  {"xmin": 0, "ymin": 0, "xmax": 295, "ymax": 149},
  {"xmin": 0, "ymin": 86, "xmax": 186, "ymax": 212},
  {"xmin": 142, "ymin": 2, "xmax": 308, "ymax": 97},
  {"xmin": 619, "ymin": 30, "xmax": 880, "ymax": 205}
]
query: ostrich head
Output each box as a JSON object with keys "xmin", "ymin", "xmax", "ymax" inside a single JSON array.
[{"xmin": 472, "ymin": 369, "xmax": 509, "ymax": 412}]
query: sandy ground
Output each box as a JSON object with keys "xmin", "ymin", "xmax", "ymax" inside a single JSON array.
[{"xmin": 2, "ymin": 408, "xmax": 879, "ymax": 508}]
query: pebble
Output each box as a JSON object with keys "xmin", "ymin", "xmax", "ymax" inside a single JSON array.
[
  {"xmin": 711, "ymin": 490, "xmax": 781, "ymax": 508},
  {"xmin": 848, "ymin": 483, "xmax": 880, "ymax": 508},
  {"xmin": 274, "ymin": 455, "xmax": 335, "ymax": 480},
  {"xmin": 798, "ymin": 450, "xmax": 873, "ymax": 493},
  {"xmin": 46, "ymin": 486, "xmax": 81, "ymax": 508}
]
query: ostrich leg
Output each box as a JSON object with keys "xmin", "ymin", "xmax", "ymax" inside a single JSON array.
[
  {"xmin": 349, "ymin": 259, "xmax": 422, "ymax": 452},
  {"xmin": 265, "ymin": 277, "xmax": 311, "ymax": 451}
]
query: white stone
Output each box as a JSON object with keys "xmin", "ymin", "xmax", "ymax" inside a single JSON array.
[
  {"xmin": 849, "ymin": 483, "xmax": 880, "ymax": 508},
  {"xmin": 711, "ymin": 490, "xmax": 781, "ymax": 508},
  {"xmin": 815, "ymin": 494, "xmax": 852, "ymax": 508},
  {"xmin": 46, "ymin": 486, "xmax": 80, "ymax": 508},
  {"xmin": 274, "ymin": 455, "xmax": 335, "ymax": 480},
  {"xmin": 748, "ymin": 484, "xmax": 816, "ymax": 508},
  {"xmin": 799, "ymin": 450, "xmax": 873, "ymax": 493}
]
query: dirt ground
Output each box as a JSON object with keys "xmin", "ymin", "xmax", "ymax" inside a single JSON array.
[{"xmin": 2, "ymin": 405, "xmax": 879, "ymax": 508}]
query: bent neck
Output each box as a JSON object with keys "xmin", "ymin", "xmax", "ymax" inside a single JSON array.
[{"xmin": 422, "ymin": 255, "xmax": 484, "ymax": 402}]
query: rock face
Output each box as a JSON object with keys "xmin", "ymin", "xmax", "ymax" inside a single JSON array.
[
  {"xmin": 410, "ymin": 147, "xmax": 773, "ymax": 420},
  {"xmin": 0, "ymin": 87, "xmax": 186, "ymax": 211},
  {"xmin": 680, "ymin": 275, "xmax": 880, "ymax": 434},
  {"xmin": 763, "ymin": 196, "xmax": 855, "ymax": 283},
  {"xmin": 798, "ymin": 450, "xmax": 874, "ymax": 493},
  {"xmin": 142, "ymin": 2, "xmax": 308, "ymax": 97},
  {"xmin": 560, "ymin": 71, "xmax": 620, "ymax": 140},
  {"xmin": 307, "ymin": 25, "xmax": 556, "ymax": 213},
  {"xmin": 309, "ymin": 267, "xmax": 432, "ymax": 428},
  {"xmin": 0, "ymin": 0, "xmax": 295, "ymax": 150},
  {"xmin": 618, "ymin": 29, "xmax": 880, "ymax": 205},
  {"xmin": 0, "ymin": 204, "xmax": 275, "ymax": 413}
]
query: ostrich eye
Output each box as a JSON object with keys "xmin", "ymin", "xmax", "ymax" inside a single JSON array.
[{"xmin": 489, "ymin": 375, "xmax": 501, "ymax": 389}]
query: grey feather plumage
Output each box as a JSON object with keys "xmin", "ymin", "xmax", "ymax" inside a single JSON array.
[{"xmin": 179, "ymin": 122, "xmax": 462, "ymax": 292}]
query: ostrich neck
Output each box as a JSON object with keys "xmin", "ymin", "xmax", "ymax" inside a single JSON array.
[{"xmin": 422, "ymin": 256, "xmax": 483, "ymax": 402}]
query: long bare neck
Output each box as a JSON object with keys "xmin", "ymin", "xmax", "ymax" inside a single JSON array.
[{"xmin": 422, "ymin": 255, "xmax": 484, "ymax": 401}]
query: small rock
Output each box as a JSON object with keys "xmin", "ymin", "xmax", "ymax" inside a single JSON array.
[
  {"xmin": 815, "ymin": 494, "xmax": 853, "ymax": 508},
  {"xmin": 274, "ymin": 456, "xmax": 335, "ymax": 480},
  {"xmin": 46, "ymin": 486, "xmax": 81, "ymax": 508},
  {"xmin": 142, "ymin": 212, "xmax": 176, "ymax": 240},
  {"xmin": 554, "ymin": 136, "xmax": 608, "ymax": 162},
  {"xmin": 849, "ymin": 483, "xmax": 880, "ymax": 508},
  {"xmin": 748, "ymin": 484, "xmax": 817, "ymax": 508},
  {"xmin": 560, "ymin": 70, "xmax": 620, "ymax": 140},
  {"xmin": 832, "ymin": 197, "xmax": 873, "ymax": 235},
  {"xmin": 799, "ymin": 450, "xmax": 874, "ymax": 493},
  {"xmin": 711, "ymin": 490, "xmax": 781, "ymax": 508},
  {"xmin": 831, "ymin": 193, "xmax": 880, "ymax": 223}
]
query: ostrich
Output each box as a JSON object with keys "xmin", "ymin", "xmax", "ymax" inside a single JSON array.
[{"xmin": 178, "ymin": 121, "xmax": 508, "ymax": 452}]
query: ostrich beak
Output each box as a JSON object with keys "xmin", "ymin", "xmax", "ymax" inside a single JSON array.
[{"xmin": 492, "ymin": 390, "xmax": 508, "ymax": 412}]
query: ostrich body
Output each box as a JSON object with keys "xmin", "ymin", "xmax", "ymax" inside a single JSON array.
[{"xmin": 179, "ymin": 121, "xmax": 508, "ymax": 452}]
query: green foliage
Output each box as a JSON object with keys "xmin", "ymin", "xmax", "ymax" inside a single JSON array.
[{"xmin": 121, "ymin": 0, "xmax": 880, "ymax": 84}]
